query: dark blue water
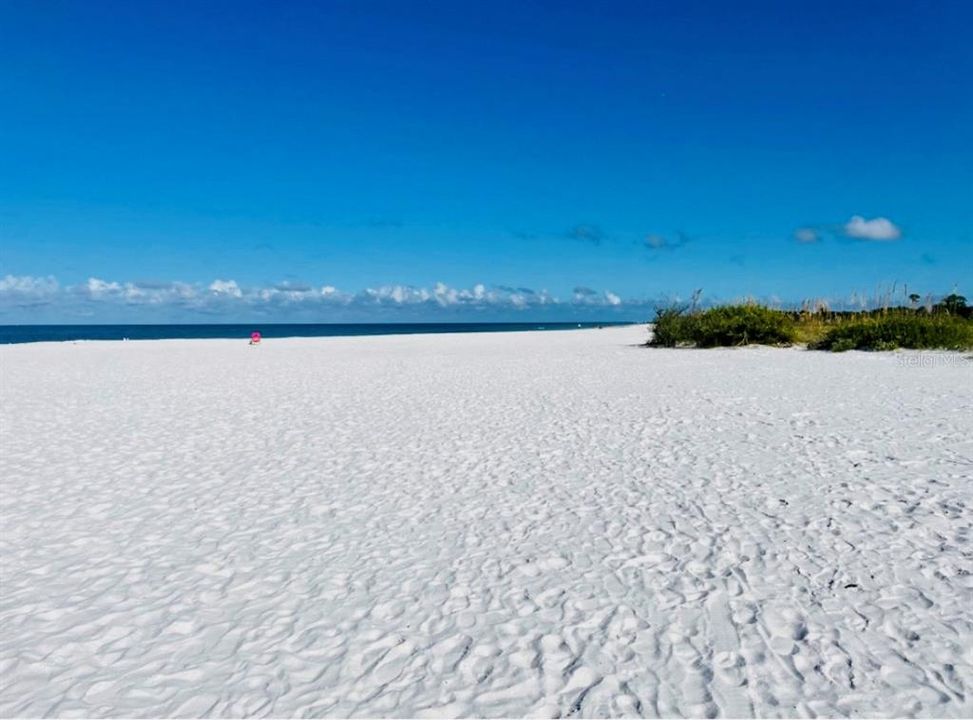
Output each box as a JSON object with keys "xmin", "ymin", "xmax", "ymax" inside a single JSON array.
[{"xmin": 0, "ymin": 322, "xmax": 633, "ymax": 345}]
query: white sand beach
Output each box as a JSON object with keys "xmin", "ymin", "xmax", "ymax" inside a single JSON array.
[{"xmin": 1, "ymin": 325, "xmax": 972, "ymax": 718}]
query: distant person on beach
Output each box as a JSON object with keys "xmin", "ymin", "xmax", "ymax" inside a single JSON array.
[{"xmin": 250, "ymin": 331, "xmax": 261, "ymax": 345}]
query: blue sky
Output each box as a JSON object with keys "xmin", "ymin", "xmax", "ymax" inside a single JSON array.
[{"xmin": 1, "ymin": 0, "xmax": 971, "ymax": 321}]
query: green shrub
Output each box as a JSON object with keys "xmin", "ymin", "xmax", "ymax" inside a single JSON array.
[
  {"xmin": 649, "ymin": 304, "xmax": 796, "ymax": 347},
  {"xmin": 648, "ymin": 306, "xmax": 695, "ymax": 347},
  {"xmin": 647, "ymin": 298, "xmax": 973, "ymax": 351},
  {"xmin": 810, "ymin": 313, "xmax": 973, "ymax": 351},
  {"xmin": 829, "ymin": 337, "xmax": 856, "ymax": 353}
]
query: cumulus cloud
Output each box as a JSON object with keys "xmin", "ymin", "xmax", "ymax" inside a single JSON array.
[
  {"xmin": 0, "ymin": 275, "xmax": 59, "ymax": 306},
  {"xmin": 254, "ymin": 284, "xmax": 352, "ymax": 306},
  {"xmin": 0, "ymin": 274, "xmax": 59, "ymax": 295},
  {"xmin": 572, "ymin": 286, "xmax": 623, "ymax": 306},
  {"xmin": 357, "ymin": 283, "xmax": 559, "ymax": 310},
  {"xmin": 842, "ymin": 215, "xmax": 901, "ymax": 241},
  {"xmin": 209, "ymin": 279, "xmax": 242, "ymax": 297},
  {"xmin": 85, "ymin": 277, "xmax": 122, "ymax": 296},
  {"xmin": 360, "ymin": 285, "xmax": 430, "ymax": 306},
  {"xmin": 79, "ymin": 278, "xmax": 198, "ymax": 305},
  {"xmin": 795, "ymin": 216, "xmax": 902, "ymax": 244}
]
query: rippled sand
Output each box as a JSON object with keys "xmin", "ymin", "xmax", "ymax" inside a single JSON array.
[{"xmin": 1, "ymin": 326, "xmax": 971, "ymax": 717}]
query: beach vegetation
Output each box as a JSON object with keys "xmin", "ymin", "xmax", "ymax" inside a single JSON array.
[
  {"xmin": 808, "ymin": 311, "xmax": 973, "ymax": 351},
  {"xmin": 648, "ymin": 303, "xmax": 796, "ymax": 347},
  {"xmin": 648, "ymin": 295, "xmax": 973, "ymax": 351},
  {"xmin": 934, "ymin": 293, "xmax": 969, "ymax": 317}
]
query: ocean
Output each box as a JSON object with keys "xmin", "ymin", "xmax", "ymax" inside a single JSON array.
[{"xmin": 0, "ymin": 322, "xmax": 634, "ymax": 345}]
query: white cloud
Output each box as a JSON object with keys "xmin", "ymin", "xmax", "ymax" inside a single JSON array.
[
  {"xmin": 0, "ymin": 274, "xmax": 59, "ymax": 296},
  {"xmin": 254, "ymin": 283, "xmax": 348, "ymax": 305},
  {"xmin": 433, "ymin": 282, "xmax": 459, "ymax": 306},
  {"xmin": 80, "ymin": 278, "xmax": 199, "ymax": 305},
  {"xmin": 361, "ymin": 285, "xmax": 431, "ymax": 305},
  {"xmin": 843, "ymin": 215, "xmax": 901, "ymax": 241},
  {"xmin": 356, "ymin": 283, "xmax": 560, "ymax": 310},
  {"xmin": 128, "ymin": 282, "xmax": 197, "ymax": 304},
  {"xmin": 209, "ymin": 279, "xmax": 242, "ymax": 298},
  {"xmin": 85, "ymin": 277, "xmax": 122, "ymax": 296},
  {"xmin": 0, "ymin": 275, "xmax": 60, "ymax": 307},
  {"xmin": 573, "ymin": 286, "xmax": 622, "ymax": 307}
]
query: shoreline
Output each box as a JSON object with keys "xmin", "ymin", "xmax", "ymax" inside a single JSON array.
[{"xmin": 0, "ymin": 321, "xmax": 639, "ymax": 346}]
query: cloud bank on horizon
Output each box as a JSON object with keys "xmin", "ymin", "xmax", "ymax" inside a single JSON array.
[{"xmin": 0, "ymin": 274, "xmax": 637, "ymax": 322}]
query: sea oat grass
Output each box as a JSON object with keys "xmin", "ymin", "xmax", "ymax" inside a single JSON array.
[
  {"xmin": 809, "ymin": 312, "xmax": 973, "ymax": 351},
  {"xmin": 648, "ymin": 303, "xmax": 973, "ymax": 351}
]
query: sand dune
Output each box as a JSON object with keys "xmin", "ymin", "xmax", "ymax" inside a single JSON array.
[{"xmin": 1, "ymin": 326, "xmax": 971, "ymax": 717}]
